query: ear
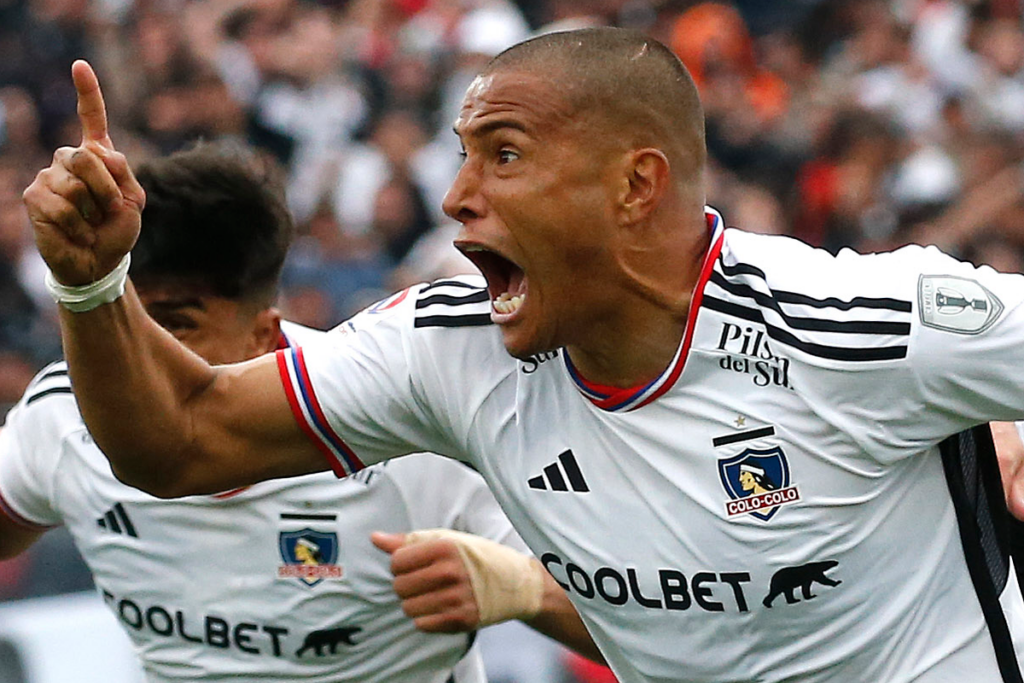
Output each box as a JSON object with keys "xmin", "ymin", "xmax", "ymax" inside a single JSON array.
[
  {"xmin": 616, "ymin": 148, "xmax": 670, "ymax": 225},
  {"xmin": 251, "ymin": 307, "xmax": 283, "ymax": 356}
]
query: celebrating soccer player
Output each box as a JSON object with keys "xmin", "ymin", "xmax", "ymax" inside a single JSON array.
[
  {"xmin": 23, "ymin": 28, "xmax": 1024, "ymax": 682},
  {"xmin": 6, "ymin": 140, "xmax": 596, "ymax": 681}
]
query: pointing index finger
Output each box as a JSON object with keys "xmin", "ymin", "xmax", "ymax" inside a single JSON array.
[{"xmin": 71, "ymin": 60, "xmax": 113, "ymax": 150}]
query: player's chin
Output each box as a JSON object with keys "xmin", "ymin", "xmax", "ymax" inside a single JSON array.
[{"xmin": 499, "ymin": 326, "xmax": 551, "ymax": 361}]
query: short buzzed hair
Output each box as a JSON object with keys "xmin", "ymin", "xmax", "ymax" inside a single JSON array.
[
  {"xmin": 485, "ymin": 28, "xmax": 706, "ymax": 181},
  {"xmin": 131, "ymin": 141, "xmax": 293, "ymax": 308}
]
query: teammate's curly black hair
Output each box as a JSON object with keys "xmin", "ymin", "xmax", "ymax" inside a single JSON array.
[{"xmin": 130, "ymin": 141, "xmax": 293, "ymax": 307}]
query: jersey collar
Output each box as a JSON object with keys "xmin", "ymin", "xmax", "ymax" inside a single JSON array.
[{"xmin": 563, "ymin": 207, "xmax": 725, "ymax": 413}]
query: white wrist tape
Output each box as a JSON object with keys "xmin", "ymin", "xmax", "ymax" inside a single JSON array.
[
  {"xmin": 45, "ymin": 253, "xmax": 131, "ymax": 313},
  {"xmin": 405, "ymin": 528, "xmax": 545, "ymax": 626}
]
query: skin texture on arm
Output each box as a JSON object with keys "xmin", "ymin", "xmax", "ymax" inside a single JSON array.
[
  {"xmin": 0, "ymin": 509, "xmax": 43, "ymax": 561},
  {"xmin": 522, "ymin": 570, "xmax": 606, "ymax": 664},
  {"xmin": 371, "ymin": 531, "xmax": 605, "ymax": 664},
  {"xmin": 23, "ymin": 61, "xmax": 325, "ymax": 497}
]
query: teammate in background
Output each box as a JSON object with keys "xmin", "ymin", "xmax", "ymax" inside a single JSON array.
[
  {"xmin": 24, "ymin": 28, "xmax": 1024, "ymax": 682},
  {"xmin": 3, "ymin": 142, "xmax": 596, "ymax": 682}
]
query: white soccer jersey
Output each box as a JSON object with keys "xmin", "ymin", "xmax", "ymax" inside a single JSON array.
[
  {"xmin": 279, "ymin": 210, "xmax": 1024, "ymax": 683},
  {"xmin": 0, "ymin": 322, "xmax": 523, "ymax": 683}
]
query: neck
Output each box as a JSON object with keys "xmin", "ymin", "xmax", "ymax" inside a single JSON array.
[{"xmin": 566, "ymin": 207, "xmax": 711, "ymax": 388}]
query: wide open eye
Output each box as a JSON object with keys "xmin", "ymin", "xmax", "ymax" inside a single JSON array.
[{"xmin": 497, "ymin": 149, "xmax": 519, "ymax": 164}]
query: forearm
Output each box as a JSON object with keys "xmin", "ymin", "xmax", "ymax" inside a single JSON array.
[
  {"xmin": 59, "ymin": 281, "xmax": 218, "ymax": 491},
  {"xmin": 380, "ymin": 529, "xmax": 607, "ymax": 664},
  {"xmin": 523, "ymin": 573, "xmax": 606, "ymax": 664},
  {"xmin": 0, "ymin": 512, "xmax": 43, "ymax": 561}
]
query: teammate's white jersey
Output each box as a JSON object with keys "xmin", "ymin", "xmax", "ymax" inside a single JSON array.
[
  {"xmin": 279, "ymin": 210, "xmax": 1024, "ymax": 683},
  {"xmin": 0, "ymin": 322, "xmax": 523, "ymax": 683}
]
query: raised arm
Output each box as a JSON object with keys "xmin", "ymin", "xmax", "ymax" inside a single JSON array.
[{"xmin": 22, "ymin": 61, "xmax": 324, "ymax": 497}]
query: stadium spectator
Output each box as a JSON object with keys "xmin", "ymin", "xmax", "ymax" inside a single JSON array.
[
  {"xmin": 5, "ymin": 140, "xmax": 597, "ymax": 680},
  {"xmin": 27, "ymin": 28, "xmax": 1024, "ymax": 682}
]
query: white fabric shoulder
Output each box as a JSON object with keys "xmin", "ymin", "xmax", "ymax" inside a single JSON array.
[{"xmin": 0, "ymin": 362, "xmax": 82, "ymax": 527}]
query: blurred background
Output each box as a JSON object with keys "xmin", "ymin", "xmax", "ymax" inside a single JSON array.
[{"xmin": 4, "ymin": 0, "xmax": 1024, "ymax": 680}]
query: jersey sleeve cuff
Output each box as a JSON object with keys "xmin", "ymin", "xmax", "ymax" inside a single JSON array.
[
  {"xmin": 275, "ymin": 347, "xmax": 365, "ymax": 478},
  {"xmin": 0, "ymin": 488, "xmax": 58, "ymax": 531}
]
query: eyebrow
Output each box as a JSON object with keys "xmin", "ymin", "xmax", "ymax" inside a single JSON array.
[{"xmin": 454, "ymin": 118, "xmax": 529, "ymax": 139}]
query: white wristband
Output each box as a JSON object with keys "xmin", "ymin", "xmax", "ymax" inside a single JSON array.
[{"xmin": 45, "ymin": 253, "xmax": 131, "ymax": 313}]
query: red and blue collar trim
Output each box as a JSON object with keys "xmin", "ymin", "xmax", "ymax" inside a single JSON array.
[{"xmin": 564, "ymin": 207, "xmax": 725, "ymax": 413}]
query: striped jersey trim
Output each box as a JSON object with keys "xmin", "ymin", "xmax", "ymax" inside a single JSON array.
[
  {"xmin": 276, "ymin": 347, "xmax": 365, "ymax": 477},
  {"xmin": 25, "ymin": 386, "xmax": 74, "ymax": 406},
  {"xmin": 0, "ymin": 488, "xmax": 56, "ymax": 531},
  {"xmin": 565, "ymin": 208, "xmax": 726, "ymax": 412},
  {"xmin": 707, "ymin": 272, "xmax": 911, "ymax": 335},
  {"xmin": 705, "ymin": 253, "xmax": 913, "ymax": 362},
  {"xmin": 21, "ymin": 360, "xmax": 74, "ymax": 407},
  {"xmin": 33, "ymin": 366, "xmax": 69, "ymax": 384},
  {"xmin": 717, "ymin": 261, "xmax": 913, "ymax": 312},
  {"xmin": 414, "ymin": 280, "xmax": 493, "ymax": 329},
  {"xmin": 702, "ymin": 296, "xmax": 908, "ymax": 361}
]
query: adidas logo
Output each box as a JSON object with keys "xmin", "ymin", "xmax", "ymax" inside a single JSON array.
[
  {"xmin": 96, "ymin": 503, "xmax": 138, "ymax": 538},
  {"xmin": 528, "ymin": 450, "xmax": 589, "ymax": 493}
]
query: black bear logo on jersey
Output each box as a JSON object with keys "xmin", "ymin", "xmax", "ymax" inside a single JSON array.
[
  {"xmin": 295, "ymin": 625, "xmax": 362, "ymax": 657},
  {"xmin": 762, "ymin": 560, "xmax": 841, "ymax": 608}
]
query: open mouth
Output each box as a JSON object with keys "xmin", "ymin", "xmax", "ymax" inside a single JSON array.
[{"xmin": 459, "ymin": 246, "xmax": 526, "ymax": 318}]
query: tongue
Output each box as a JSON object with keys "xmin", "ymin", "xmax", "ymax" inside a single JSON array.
[{"xmin": 507, "ymin": 266, "xmax": 526, "ymax": 297}]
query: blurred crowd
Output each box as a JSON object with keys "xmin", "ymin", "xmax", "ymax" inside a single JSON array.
[{"xmin": 4, "ymin": 0, "xmax": 1024, "ymax": 678}]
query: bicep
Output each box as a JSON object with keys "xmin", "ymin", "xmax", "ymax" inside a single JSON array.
[{"xmin": 173, "ymin": 353, "xmax": 332, "ymax": 496}]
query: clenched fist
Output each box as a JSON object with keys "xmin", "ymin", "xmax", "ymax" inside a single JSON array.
[{"xmin": 23, "ymin": 60, "xmax": 144, "ymax": 286}]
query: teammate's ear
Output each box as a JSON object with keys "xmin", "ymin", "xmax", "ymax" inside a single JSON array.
[
  {"xmin": 251, "ymin": 307, "xmax": 282, "ymax": 356},
  {"xmin": 617, "ymin": 149, "xmax": 669, "ymax": 225}
]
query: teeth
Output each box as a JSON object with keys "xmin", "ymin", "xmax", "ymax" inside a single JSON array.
[{"xmin": 493, "ymin": 293, "xmax": 524, "ymax": 315}]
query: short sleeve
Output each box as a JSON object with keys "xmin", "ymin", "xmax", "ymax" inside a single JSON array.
[
  {"xmin": 908, "ymin": 247, "xmax": 1024, "ymax": 429},
  {"xmin": 276, "ymin": 280, "xmax": 494, "ymax": 475},
  {"xmin": 0, "ymin": 372, "xmax": 75, "ymax": 529}
]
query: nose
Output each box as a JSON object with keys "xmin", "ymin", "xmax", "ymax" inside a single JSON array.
[{"xmin": 442, "ymin": 158, "xmax": 484, "ymax": 224}]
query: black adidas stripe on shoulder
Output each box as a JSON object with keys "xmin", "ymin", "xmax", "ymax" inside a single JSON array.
[
  {"xmin": 28, "ymin": 360, "xmax": 69, "ymax": 387},
  {"xmin": 708, "ymin": 272, "xmax": 911, "ymax": 335},
  {"xmin": 706, "ymin": 255, "xmax": 912, "ymax": 362},
  {"xmin": 718, "ymin": 260, "xmax": 913, "ymax": 312},
  {"xmin": 415, "ymin": 314, "xmax": 492, "ymax": 329},
  {"xmin": 420, "ymin": 279, "xmax": 483, "ymax": 292},
  {"xmin": 25, "ymin": 386, "xmax": 74, "ymax": 406},
  {"xmin": 414, "ymin": 281, "xmax": 493, "ymax": 329},
  {"xmin": 36, "ymin": 366, "xmax": 69, "ymax": 383},
  {"xmin": 415, "ymin": 288, "xmax": 489, "ymax": 310},
  {"xmin": 23, "ymin": 360, "xmax": 74, "ymax": 405},
  {"xmin": 704, "ymin": 295, "xmax": 908, "ymax": 361}
]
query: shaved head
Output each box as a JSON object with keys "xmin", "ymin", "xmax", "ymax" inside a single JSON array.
[{"xmin": 484, "ymin": 28, "xmax": 706, "ymax": 185}]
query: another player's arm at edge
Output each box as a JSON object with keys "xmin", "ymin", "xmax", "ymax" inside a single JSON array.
[
  {"xmin": 24, "ymin": 61, "xmax": 326, "ymax": 497},
  {"xmin": 374, "ymin": 530, "xmax": 606, "ymax": 664},
  {"xmin": 0, "ymin": 430, "xmax": 44, "ymax": 558},
  {"xmin": 524, "ymin": 575, "xmax": 605, "ymax": 663},
  {"xmin": 0, "ymin": 515, "xmax": 41, "ymax": 560}
]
